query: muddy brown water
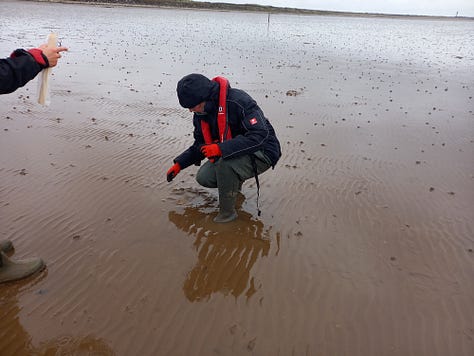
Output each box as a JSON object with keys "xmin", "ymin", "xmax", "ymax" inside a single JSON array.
[{"xmin": 1, "ymin": 1, "xmax": 473, "ymax": 355}]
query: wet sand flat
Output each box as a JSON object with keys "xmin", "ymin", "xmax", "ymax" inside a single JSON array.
[{"xmin": 1, "ymin": 1, "xmax": 473, "ymax": 355}]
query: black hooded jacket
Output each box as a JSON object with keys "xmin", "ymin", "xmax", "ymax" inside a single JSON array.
[
  {"xmin": 174, "ymin": 80, "xmax": 281, "ymax": 170},
  {"xmin": 0, "ymin": 49, "xmax": 44, "ymax": 94}
]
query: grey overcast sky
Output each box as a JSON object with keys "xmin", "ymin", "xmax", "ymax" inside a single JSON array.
[{"xmin": 199, "ymin": 0, "xmax": 474, "ymax": 17}]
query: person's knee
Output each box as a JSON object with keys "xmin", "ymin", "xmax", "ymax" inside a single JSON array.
[
  {"xmin": 196, "ymin": 174, "xmax": 213, "ymax": 188},
  {"xmin": 196, "ymin": 168, "xmax": 216, "ymax": 188}
]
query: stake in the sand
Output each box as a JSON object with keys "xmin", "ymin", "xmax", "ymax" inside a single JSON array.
[{"xmin": 38, "ymin": 33, "xmax": 58, "ymax": 106}]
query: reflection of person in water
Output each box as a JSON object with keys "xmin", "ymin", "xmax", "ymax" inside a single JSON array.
[
  {"xmin": 169, "ymin": 204, "xmax": 271, "ymax": 302},
  {"xmin": 0, "ymin": 274, "xmax": 114, "ymax": 354}
]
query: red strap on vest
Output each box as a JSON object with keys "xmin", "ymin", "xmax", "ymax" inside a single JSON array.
[
  {"xmin": 201, "ymin": 76, "xmax": 232, "ymax": 144},
  {"xmin": 201, "ymin": 121, "xmax": 213, "ymax": 145}
]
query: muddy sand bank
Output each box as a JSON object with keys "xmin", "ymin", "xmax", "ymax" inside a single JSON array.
[{"xmin": 1, "ymin": 1, "xmax": 473, "ymax": 355}]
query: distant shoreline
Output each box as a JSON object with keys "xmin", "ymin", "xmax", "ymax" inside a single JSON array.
[{"xmin": 24, "ymin": 0, "xmax": 474, "ymax": 20}]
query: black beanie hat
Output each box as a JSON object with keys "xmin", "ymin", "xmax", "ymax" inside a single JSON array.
[{"xmin": 176, "ymin": 73, "xmax": 213, "ymax": 108}]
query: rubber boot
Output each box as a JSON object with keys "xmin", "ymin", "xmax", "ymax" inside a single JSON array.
[
  {"xmin": 0, "ymin": 251, "xmax": 44, "ymax": 284},
  {"xmin": 212, "ymin": 159, "xmax": 242, "ymax": 223},
  {"xmin": 214, "ymin": 192, "xmax": 238, "ymax": 223},
  {"xmin": 0, "ymin": 240, "xmax": 13, "ymax": 253}
]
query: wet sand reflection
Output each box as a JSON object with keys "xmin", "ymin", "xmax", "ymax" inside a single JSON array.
[
  {"xmin": 169, "ymin": 196, "xmax": 271, "ymax": 302},
  {"xmin": 0, "ymin": 270, "xmax": 114, "ymax": 355}
]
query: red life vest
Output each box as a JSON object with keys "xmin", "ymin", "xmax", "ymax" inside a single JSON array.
[{"xmin": 200, "ymin": 76, "xmax": 232, "ymax": 144}]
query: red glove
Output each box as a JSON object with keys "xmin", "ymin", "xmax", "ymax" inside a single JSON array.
[
  {"xmin": 166, "ymin": 162, "xmax": 181, "ymax": 182},
  {"xmin": 201, "ymin": 144, "xmax": 222, "ymax": 159}
]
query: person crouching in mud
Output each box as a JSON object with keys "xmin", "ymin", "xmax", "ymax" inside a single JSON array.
[{"xmin": 166, "ymin": 74, "xmax": 281, "ymax": 223}]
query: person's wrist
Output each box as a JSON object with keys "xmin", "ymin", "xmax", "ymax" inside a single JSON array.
[{"xmin": 27, "ymin": 48, "xmax": 49, "ymax": 68}]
